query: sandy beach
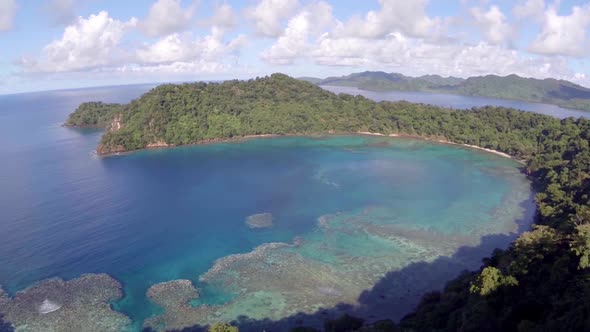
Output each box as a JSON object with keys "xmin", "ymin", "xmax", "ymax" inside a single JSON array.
[{"xmin": 355, "ymin": 131, "xmax": 516, "ymax": 160}]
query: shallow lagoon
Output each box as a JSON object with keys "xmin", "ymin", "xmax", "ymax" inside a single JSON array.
[{"xmin": 0, "ymin": 86, "xmax": 535, "ymax": 331}]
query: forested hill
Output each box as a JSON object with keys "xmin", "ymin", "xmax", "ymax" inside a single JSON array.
[
  {"xmin": 66, "ymin": 73, "xmax": 562, "ymax": 156},
  {"xmin": 313, "ymin": 71, "xmax": 590, "ymax": 111},
  {"xmin": 66, "ymin": 74, "xmax": 590, "ymax": 330}
]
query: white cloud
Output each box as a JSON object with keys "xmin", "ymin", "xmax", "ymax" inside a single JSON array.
[
  {"xmin": 116, "ymin": 60, "xmax": 230, "ymax": 74},
  {"xmin": 528, "ymin": 3, "xmax": 590, "ymax": 57},
  {"xmin": 276, "ymin": 27, "xmax": 579, "ymax": 84},
  {"xmin": 0, "ymin": 0, "xmax": 17, "ymax": 32},
  {"xmin": 470, "ymin": 5, "xmax": 513, "ymax": 45},
  {"xmin": 261, "ymin": 1, "xmax": 333, "ymax": 64},
  {"xmin": 258, "ymin": 0, "xmax": 585, "ymax": 85},
  {"xmin": 20, "ymin": 5, "xmax": 246, "ymax": 76},
  {"xmin": 21, "ymin": 11, "xmax": 137, "ymax": 72},
  {"xmin": 572, "ymin": 73, "xmax": 590, "ymax": 88},
  {"xmin": 245, "ymin": 0, "xmax": 299, "ymax": 37},
  {"xmin": 206, "ymin": 3, "xmax": 237, "ymax": 29},
  {"xmin": 8, "ymin": 0, "xmax": 590, "ymax": 92},
  {"xmin": 137, "ymin": 28, "xmax": 246, "ymax": 64},
  {"xmin": 137, "ymin": 33, "xmax": 197, "ymax": 64},
  {"xmin": 334, "ymin": 0, "xmax": 444, "ymax": 39},
  {"xmin": 140, "ymin": 0, "xmax": 196, "ymax": 38},
  {"xmin": 513, "ymin": 0, "xmax": 545, "ymax": 20}
]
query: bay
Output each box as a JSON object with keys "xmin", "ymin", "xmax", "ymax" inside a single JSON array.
[{"xmin": 0, "ymin": 84, "xmax": 535, "ymax": 330}]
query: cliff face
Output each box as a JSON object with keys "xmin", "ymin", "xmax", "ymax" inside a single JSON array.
[
  {"xmin": 108, "ymin": 114, "xmax": 123, "ymax": 132},
  {"xmin": 96, "ymin": 113, "xmax": 127, "ymax": 155}
]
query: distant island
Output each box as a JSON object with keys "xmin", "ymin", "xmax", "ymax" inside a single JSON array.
[
  {"xmin": 300, "ymin": 71, "xmax": 590, "ymax": 112},
  {"xmin": 64, "ymin": 73, "xmax": 590, "ymax": 331}
]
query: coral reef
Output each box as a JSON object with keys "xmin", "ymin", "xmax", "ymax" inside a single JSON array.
[
  {"xmin": 147, "ymin": 279, "xmax": 199, "ymax": 309},
  {"xmin": 245, "ymin": 213, "xmax": 274, "ymax": 229},
  {"xmin": 0, "ymin": 287, "xmax": 7, "ymax": 306},
  {"xmin": 0, "ymin": 274, "xmax": 130, "ymax": 332},
  {"xmin": 145, "ymin": 192, "xmax": 531, "ymax": 331},
  {"xmin": 145, "ymin": 280, "xmax": 208, "ymax": 331},
  {"xmin": 200, "ymin": 242, "xmax": 291, "ymax": 281}
]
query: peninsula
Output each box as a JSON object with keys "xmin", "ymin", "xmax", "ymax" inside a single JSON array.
[{"xmin": 68, "ymin": 73, "xmax": 554, "ymax": 158}]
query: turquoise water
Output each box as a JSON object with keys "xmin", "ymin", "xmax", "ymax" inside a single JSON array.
[{"xmin": 0, "ymin": 86, "xmax": 534, "ymax": 330}]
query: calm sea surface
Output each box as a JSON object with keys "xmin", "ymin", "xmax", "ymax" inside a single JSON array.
[
  {"xmin": 0, "ymin": 84, "xmax": 540, "ymax": 329},
  {"xmin": 322, "ymin": 85, "xmax": 589, "ymax": 119}
]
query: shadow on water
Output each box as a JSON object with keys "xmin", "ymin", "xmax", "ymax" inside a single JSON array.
[
  {"xmin": 144, "ymin": 187, "xmax": 536, "ymax": 332},
  {"xmin": 0, "ymin": 315, "xmax": 13, "ymax": 332}
]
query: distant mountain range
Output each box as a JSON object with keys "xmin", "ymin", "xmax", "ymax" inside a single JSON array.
[{"xmin": 299, "ymin": 71, "xmax": 590, "ymax": 112}]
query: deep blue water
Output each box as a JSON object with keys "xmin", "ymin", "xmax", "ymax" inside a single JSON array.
[
  {"xmin": 322, "ymin": 85, "xmax": 589, "ymax": 119},
  {"xmin": 0, "ymin": 84, "xmax": 539, "ymax": 330}
]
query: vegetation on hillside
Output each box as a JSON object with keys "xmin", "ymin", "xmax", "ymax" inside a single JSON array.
[
  {"xmin": 68, "ymin": 73, "xmax": 562, "ymax": 156},
  {"xmin": 207, "ymin": 322, "xmax": 238, "ymax": 332},
  {"xmin": 65, "ymin": 101, "xmax": 123, "ymax": 128},
  {"xmin": 315, "ymin": 71, "xmax": 590, "ymax": 111},
  {"xmin": 397, "ymin": 116, "xmax": 590, "ymax": 331},
  {"xmin": 67, "ymin": 74, "xmax": 590, "ymax": 331}
]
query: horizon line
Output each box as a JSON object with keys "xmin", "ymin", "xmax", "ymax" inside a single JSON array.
[{"xmin": 2, "ymin": 71, "xmax": 589, "ymax": 96}]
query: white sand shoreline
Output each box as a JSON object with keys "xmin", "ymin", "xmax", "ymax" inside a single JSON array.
[
  {"xmin": 355, "ymin": 131, "xmax": 516, "ymax": 161},
  {"xmin": 100, "ymin": 132, "xmax": 521, "ymax": 163}
]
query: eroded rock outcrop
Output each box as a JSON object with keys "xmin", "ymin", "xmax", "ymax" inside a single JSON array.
[{"xmin": 108, "ymin": 113, "xmax": 123, "ymax": 132}]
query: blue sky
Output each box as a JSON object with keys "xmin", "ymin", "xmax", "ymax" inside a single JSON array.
[{"xmin": 1, "ymin": 0, "xmax": 590, "ymax": 94}]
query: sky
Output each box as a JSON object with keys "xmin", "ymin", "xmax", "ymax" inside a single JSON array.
[{"xmin": 0, "ymin": 0, "xmax": 590, "ymax": 94}]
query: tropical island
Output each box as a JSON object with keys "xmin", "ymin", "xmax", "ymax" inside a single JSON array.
[
  {"xmin": 67, "ymin": 73, "xmax": 558, "ymax": 157},
  {"xmin": 63, "ymin": 74, "xmax": 590, "ymax": 331},
  {"xmin": 301, "ymin": 71, "xmax": 590, "ymax": 112}
]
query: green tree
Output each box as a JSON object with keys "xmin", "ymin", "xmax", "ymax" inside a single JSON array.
[
  {"xmin": 324, "ymin": 314, "xmax": 364, "ymax": 332},
  {"xmin": 570, "ymin": 224, "xmax": 590, "ymax": 269},
  {"xmin": 208, "ymin": 322, "xmax": 239, "ymax": 332},
  {"xmin": 469, "ymin": 266, "xmax": 518, "ymax": 296}
]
